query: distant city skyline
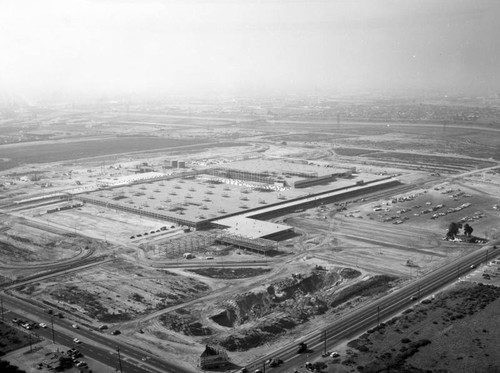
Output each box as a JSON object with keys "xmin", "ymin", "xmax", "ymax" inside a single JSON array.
[{"xmin": 1, "ymin": 0, "xmax": 500, "ymax": 100}]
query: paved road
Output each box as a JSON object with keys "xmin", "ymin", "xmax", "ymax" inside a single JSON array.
[
  {"xmin": 1, "ymin": 295, "xmax": 193, "ymax": 373},
  {"xmin": 241, "ymin": 242, "xmax": 499, "ymax": 373}
]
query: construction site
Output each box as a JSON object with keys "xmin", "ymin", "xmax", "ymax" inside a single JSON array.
[{"xmin": 1, "ymin": 109, "xmax": 499, "ymax": 373}]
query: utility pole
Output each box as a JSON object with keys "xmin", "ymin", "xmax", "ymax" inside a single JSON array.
[
  {"xmin": 51, "ymin": 316, "xmax": 55, "ymax": 344},
  {"xmin": 1, "ymin": 296, "xmax": 4, "ymax": 321},
  {"xmin": 117, "ymin": 346, "xmax": 123, "ymax": 373},
  {"xmin": 324, "ymin": 330, "xmax": 327, "ymax": 354}
]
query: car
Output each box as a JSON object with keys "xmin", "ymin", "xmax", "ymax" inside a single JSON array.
[
  {"xmin": 130, "ymin": 236, "xmax": 135, "ymax": 239},
  {"xmin": 73, "ymin": 338, "xmax": 81, "ymax": 344},
  {"xmin": 98, "ymin": 324, "xmax": 108, "ymax": 330},
  {"xmin": 57, "ymin": 312, "xmax": 64, "ymax": 318},
  {"xmin": 111, "ymin": 330, "xmax": 121, "ymax": 335},
  {"xmin": 470, "ymin": 264, "xmax": 476, "ymax": 269},
  {"xmin": 71, "ymin": 351, "xmax": 83, "ymax": 358},
  {"xmin": 330, "ymin": 351, "xmax": 340, "ymax": 358},
  {"xmin": 239, "ymin": 369, "xmax": 248, "ymax": 373},
  {"xmin": 269, "ymin": 358, "xmax": 283, "ymax": 367},
  {"xmin": 254, "ymin": 370, "xmax": 263, "ymax": 373},
  {"xmin": 72, "ymin": 324, "xmax": 79, "ymax": 329},
  {"xmin": 39, "ymin": 323, "xmax": 47, "ymax": 328},
  {"xmin": 410, "ymin": 296, "xmax": 418, "ymax": 301},
  {"xmin": 76, "ymin": 362, "xmax": 87, "ymax": 368}
]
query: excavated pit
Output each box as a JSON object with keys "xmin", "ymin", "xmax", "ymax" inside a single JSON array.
[{"xmin": 210, "ymin": 269, "xmax": 347, "ymax": 328}]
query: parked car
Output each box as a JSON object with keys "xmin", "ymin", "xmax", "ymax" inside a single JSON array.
[
  {"xmin": 39, "ymin": 323, "xmax": 47, "ymax": 328},
  {"xmin": 73, "ymin": 338, "xmax": 81, "ymax": 344}
]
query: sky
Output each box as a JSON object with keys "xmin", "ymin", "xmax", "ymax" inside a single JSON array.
[{"xmin": 1, "ymin": 0, "xmax": 500, "ymax": 99}]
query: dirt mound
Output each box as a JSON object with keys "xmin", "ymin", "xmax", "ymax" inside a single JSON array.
[
  {"xmin": 216, "ymin": 315, "xmax": 298, "ymax": 351},
  {"xmin": 330, "ymin": 275, "xmax": 397, "ymax": 308},
  {"xmin": 212, "ymin": 271, "xmax": 340, "ymax": 328},
  {"xmin": 187, "ymin": 267, "xmax": 271, "ymax": 279},
  {"xmin": 159, "ymin": 311, "xmax": 213, "ymax": 336},
  {"xmin": 209, "ymin": 268, "xmax": 374, "ymax": 351}
]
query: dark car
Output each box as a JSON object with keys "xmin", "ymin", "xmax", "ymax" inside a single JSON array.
[
  {"xmin": 269, "ymin": 358, "xmax": 283, "ymax": 367},
  {"xmin": 111, "ymin": 330, "xmax": 121, "ymax": 335}
]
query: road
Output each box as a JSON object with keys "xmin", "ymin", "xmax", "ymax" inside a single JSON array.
[
  {"xmin": 242, "ymin": 242, "xmax": 498, "ymax": 373},
  {"xmin": 1, "ymin": 294, "xmax": 193, "ymax": 373}
]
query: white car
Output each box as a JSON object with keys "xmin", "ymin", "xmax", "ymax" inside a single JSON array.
[
  {"xmin": 72, "ymin": 324, "xmax": 79, "ymax": 329},
  {"xmin": 73, "ymin": 338, "xmax": 81, "ymax": 344},
  {"xmin": 39, "ymin": 323, "xmax": 47, "ymax": 328},
  {"xmin": 330, "ymin": 351, "xmax": 340, "ymax": 358}
]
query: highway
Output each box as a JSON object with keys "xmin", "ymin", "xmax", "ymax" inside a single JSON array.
[
  {"xmin": 1, "ymin": 294, "xmax": 193, "ymax": 373},
  {"xmin": 242, "ymin": 242, "xmax": 498, "ymax": 373}
]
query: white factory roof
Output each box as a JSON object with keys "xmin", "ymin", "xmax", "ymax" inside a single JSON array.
[{"xmin": 215, "ymin": 216, "xmax": 293, "ymax": 239}]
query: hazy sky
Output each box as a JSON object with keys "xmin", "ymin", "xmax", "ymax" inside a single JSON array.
[{"xmin": 1, "ymin": 0, "xmax": 500, "ymax": 99}]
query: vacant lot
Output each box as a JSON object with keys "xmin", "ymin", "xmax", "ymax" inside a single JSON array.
[{"xmin": 0, "ymin": 137, "xmax": 241, "ymax": 171}]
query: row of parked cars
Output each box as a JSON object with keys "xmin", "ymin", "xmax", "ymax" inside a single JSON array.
[
  {"xmin": 11, "ymin": 318, "xmax": 41, "ymax": 330},
  {"xmin": 67, "ymin": 348, "xmax": 88, "ymax": 369}
]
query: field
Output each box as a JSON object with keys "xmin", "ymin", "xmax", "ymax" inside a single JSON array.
[
  {"xmin": 0, "ymin": 137, "xmax": 245, "ymax": 171},
  {"xmin": 0, "ymin": 321, "xmax": 35, "ymax": 355},
  {"xmin": 321, "ymin": 282, "xmax": 500, "ymax": 373}
]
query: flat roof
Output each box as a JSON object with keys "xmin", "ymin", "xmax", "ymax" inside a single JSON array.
[
  {"xmin": 215, "ymin": 216, "xmax": 293, "ymax": 239},
  {"xmin": 219, "ymin": 159, "xmax": 339, "ymax": 177}
]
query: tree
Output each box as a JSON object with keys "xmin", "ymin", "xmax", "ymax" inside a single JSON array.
[
  {"xmin": 447, "ymin": 222, "xmax": 462, "ymax": 239},
  {"xmin": 0, "ymin": 360, "xmax": 27, "ymax": 373},
  {"xmin": 464, "ymin": 223, "xmax": 474, "ymax": 237}
]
